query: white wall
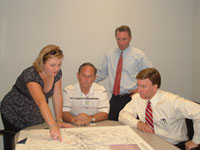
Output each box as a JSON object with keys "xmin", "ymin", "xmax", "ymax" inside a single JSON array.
[
  {"xmin": 192, "ymin": 0, "xmax": 200, "ymax": 102},
  {"xmin": 0, "ymin": 0, "xmax": 196, "ymax": 149}
]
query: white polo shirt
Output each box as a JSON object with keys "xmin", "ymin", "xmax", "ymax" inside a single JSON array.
[{"xmin": 63, "ymin": 82, "xmax": 109, "ymax": 116}]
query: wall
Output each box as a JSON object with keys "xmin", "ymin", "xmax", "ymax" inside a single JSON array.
[
  {"xmin": 192, "ymin": 0, "xmax": 200, "ymax": 102},
  {"xmin": 0, "ymin": 0, "xmax": 195, "ymax": 149}
]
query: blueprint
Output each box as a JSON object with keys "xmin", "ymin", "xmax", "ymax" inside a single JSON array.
[{"xmin": 16, "ymin": 126, "xmax": 154, "ymax": 150}]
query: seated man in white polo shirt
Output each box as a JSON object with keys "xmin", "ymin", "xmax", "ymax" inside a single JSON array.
[{"xmin": 62, "ymin": 62, "xmax": 109, "ymax": 126}]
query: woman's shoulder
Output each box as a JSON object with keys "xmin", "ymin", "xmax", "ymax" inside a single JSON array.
[
  {"xmin": 21, "ymin": 66, "xmax": 38, "ymax": 78},
  {"xmin": 20, "ymin": 66, "xmax": 41, "ymax": 84},
  {"xmin": 22, "ymin": 66, "xmax": 36, "ymax": 74}
]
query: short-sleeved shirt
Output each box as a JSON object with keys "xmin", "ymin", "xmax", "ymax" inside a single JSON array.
[
  {"xmin": 0, "ymin": 66, "xmax": 62, "ymax": 129},
  {"xmin": 63, "ymin": 82, "xmax": 109, "ymax": 116}
]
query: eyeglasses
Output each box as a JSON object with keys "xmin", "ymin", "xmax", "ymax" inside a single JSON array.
[{"xmin": 44, "ymin": 49, "xmax": 63, "ymax": 57}]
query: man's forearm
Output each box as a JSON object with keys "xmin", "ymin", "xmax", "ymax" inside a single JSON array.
[
  {"xmin": 92, "ymin": 112, "xmax": 108, "ymax": 122},
  {"xmin": 62, "ymin": 112, "xmax": 75, "ymax": 123}
]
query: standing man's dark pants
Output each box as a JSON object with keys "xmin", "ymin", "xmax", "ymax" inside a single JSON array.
[
  {"xmin": 1, "ymin": 113, "xmax": 21, "ymax": 150},
  {"xmin": 108, "ymin": 93, "xmax": 132, "ymax": 121}
]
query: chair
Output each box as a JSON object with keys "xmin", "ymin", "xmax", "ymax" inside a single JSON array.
[
  {"xmin": 0, "ymin": 129, "xmax": 17, "ymax": 150},
  {"xmin": 0, "ymin": 129, "xmax": 16, "ymax": 135},
  {"xmin": 185, "ymin": 101, "xmax": 200, "ymax": 149},
  {"xmin": 185, "ymin": 118, "xmax": 200, "ymax": 150},
  {"xmin": 185, "ymin": 118, "xmax": 194, "ymax": 140}
]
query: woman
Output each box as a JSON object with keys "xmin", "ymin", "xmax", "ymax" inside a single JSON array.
[{"xmin": 0, "ymin": 44, "xmax": 71, "ymax": 150}]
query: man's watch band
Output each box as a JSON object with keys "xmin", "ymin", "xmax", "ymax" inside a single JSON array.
[
  {"xmin": 56, "ymin": 119, "xmax": 63, "ymax": 122},
  {"xmin": 91, "ymin": 116, "xmax": 96, "ymax": 122}
]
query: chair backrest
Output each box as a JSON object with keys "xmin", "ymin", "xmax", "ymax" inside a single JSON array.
[
  {"xmin": 185, "ymin": 118, "xmax": 194, "ymax": 140},
  {"xmin": 0, "ymin": 129, "xmax": 16, "ymax": 135},
  {"xmin": 185, "ymin": 101, "xmax": 200, "ymax": 140}
]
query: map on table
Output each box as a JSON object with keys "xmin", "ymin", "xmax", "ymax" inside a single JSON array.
[{"xmin": 16, "ymin": 126, "xmax": 154, "ymax": 150}]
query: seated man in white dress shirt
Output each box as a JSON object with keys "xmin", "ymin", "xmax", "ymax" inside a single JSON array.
[
  {"xmin": 119, "ymin": 68, "xmax": 200, "ymax": 150},
  {"xmin": 62, "ymin": 62, "xmax": 109, "ymax": 126}
]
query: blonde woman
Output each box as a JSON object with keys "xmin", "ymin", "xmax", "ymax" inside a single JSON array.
[{"xmin": 1, "ymin": 44, "xmax": 71, "ymax": 150}]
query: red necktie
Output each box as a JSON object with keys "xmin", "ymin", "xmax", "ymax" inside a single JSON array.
[
  {"xmin": 113, "ymin": 51, "xmax": 123, "ymax": 96},
  {"xmin": 145, "ymin": 100, "xmax": 154, "ymax": 130}
]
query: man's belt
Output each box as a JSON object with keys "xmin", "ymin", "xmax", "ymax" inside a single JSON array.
[{"xmin": 113, "ymin": 93, "xmax": 133, "ymax": 98}]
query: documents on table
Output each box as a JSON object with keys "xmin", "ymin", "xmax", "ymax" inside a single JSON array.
[{"xmin": 16, "ymin": 125, "xmax": 154, "ymax": 150}]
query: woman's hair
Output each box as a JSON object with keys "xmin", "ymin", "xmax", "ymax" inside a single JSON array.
[{"xmin": 33, "ymin": 44, "xmax": 64, "ymax": 72}]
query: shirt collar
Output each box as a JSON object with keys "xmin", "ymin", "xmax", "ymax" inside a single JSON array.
[
  {"xmin": 118, "ymin": 46, "xmax": 131, "ymax": 54},
  {"xmin": 149, "ymin": 89, "xmax": 160, "ymax": 106},
  {"xmin": 77, "ymin": 82, "xmax": 95, "ymax": 97}
]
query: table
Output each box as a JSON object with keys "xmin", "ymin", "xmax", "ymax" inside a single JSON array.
[{"xmin": 15, "ymin": 120, "xmax": 180, "ymax": 150}]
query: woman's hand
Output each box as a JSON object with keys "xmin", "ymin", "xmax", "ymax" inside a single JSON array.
[{"xmin": 49, "ymin": 124, "xmax": 62, "ymax": 141}]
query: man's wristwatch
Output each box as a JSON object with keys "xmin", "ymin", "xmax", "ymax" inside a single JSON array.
[
  {"xmin": 91, "ymin": 116, "xmax": 96, "ymax": 123},
  {"xmin": 56, "ymin": 119, "xmax": 63, "ymax": 122}
]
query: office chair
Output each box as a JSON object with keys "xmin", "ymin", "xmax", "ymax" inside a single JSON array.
[
  {"xmin": 185, "ymin": 118, "xmax": 200, "ymax": 150},
  {"xmin": 185, "ymin": 118, "xmax": 194, "ymax": 140},
  {"xmin": 0, "ymin": 129, "xmax": 16, "ymax": 135},
  {"xmin": 0, "ymin": 129, "xmax": 17, "ymax": 150},
  {"xmin": 185, "ymin": 101, "xmax": 200, "ymax": 150}
]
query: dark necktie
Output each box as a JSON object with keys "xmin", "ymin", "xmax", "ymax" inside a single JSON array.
[
  {"xmin": 113, "ymin": 51, "xmax": 123, "ymax": 96},
  {"xmin": 145, "ymin": 100, "xmax": 154, "ymax": 130}
]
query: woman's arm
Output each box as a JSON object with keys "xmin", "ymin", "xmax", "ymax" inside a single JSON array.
[
  {"xmin": 52, "ymin": 79, "xmax": 72, "ymax": 128},
  {"xmin": 52, "ymin": 79, "xmax": 63, "ymax": 121},
  {"xmin": 27, "ymin": 82, "xmax": 62, "ymax": 141}
]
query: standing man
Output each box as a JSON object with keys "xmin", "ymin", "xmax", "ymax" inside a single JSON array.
[
  {"xmin": 119, "ymin": 68, "xmax": 200, "ymax": 150},
  {"xmin": 62, "ymin": 63, "xmax": 109, "ymax": 126},
  {"xmin": 96, "ymin": 25, "xmax": 152, "ymax": 121}
]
